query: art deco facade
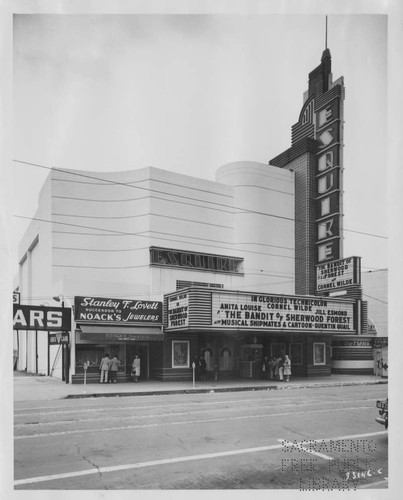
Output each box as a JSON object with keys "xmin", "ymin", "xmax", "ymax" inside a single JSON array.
[{"xmin": 14, "ymin": 48, "xmax": 382, "ymax": 382}]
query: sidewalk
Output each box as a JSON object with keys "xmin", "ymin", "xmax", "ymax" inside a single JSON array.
[{"xmin": 13, "ymin": 373, "xmax": 388, "ymax": 402}]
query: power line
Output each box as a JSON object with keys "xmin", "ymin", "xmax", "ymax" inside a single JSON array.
[
  {"xmin": 15, "ymin": 214, "xmax": 388, "ymax": 271},
  {"xmin": 362, "ymin": 268, "xmax": 388, "ymax": 273},
  {"xmin": 14, "ymin": 215, "xmax": 296, "ymax": 262},
  {"xmin": 53, "ymin": 172, "xmax": 295, "ymax": 194},
  {"xmin": 13, "ymin": 158, "xmax": 388, "ymax": 240},
  {"xmin": 361, "ymin": 266, "xmax": 388, "ymax": 271},
  {"xmin": 53, "ymin": 210, "xmax": 233, "ymax": 230},
  {"xmin": 343, "ymin": 228, "xmax": 388, "ymax": 240},
  {"xmin": 53, "ymin": 264, "xmax": 148, "ymax": 270},
  {"xmin": 53, "ymin": 245, "xmax": 150, "ymax": 253},
  {"xmin": 363, "ymin": 294, "xmax": 388, "ymax": 305},
  {"xmin": 14, "ymin": 159, "xmax": 292, "ymax": 219},
  {"xmin": 244, "ymin": 267, "xmax": 294, "ymax": 277},
  {"xmin": 51, "ymin": 210, "xmax": 294, "ymax": 252}
]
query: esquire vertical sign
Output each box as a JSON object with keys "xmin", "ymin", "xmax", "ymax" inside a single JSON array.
[{"xmin": 315, "ymin": 83, "xmax": 345, "ymax": 264}]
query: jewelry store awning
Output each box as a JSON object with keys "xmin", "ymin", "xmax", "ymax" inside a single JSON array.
[{"xmin": 77, "ymin": 325, "xmax": 164, "ymax": 342}]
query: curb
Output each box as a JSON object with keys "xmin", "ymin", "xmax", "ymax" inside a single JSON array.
[{"xmin": 64, "ymin": 379, "xmax": 387, "ymax": 399}]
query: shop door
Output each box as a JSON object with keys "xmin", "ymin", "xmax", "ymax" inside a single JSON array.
[{"xmin": 126, "ymin": 343, "xmax": 149, "ymax": 380}]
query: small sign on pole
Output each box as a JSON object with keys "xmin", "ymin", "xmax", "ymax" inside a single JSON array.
[
  {"xmin": 83, "ymin": 361, "xmax": 89, "ymax": 393},
  {"xmin": 49, "ymin": 332, "xmax": 69, "ymax": 345}
]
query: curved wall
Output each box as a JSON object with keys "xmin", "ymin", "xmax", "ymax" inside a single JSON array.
[{"xmin": 216, "ymin": 161, "xmax": 295, "ymax": 294}]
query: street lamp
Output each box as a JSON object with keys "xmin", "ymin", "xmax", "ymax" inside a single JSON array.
[
  {"xmin": 53, "ymin": 294, "xmax": 65, "ymax": 307},
  {"xmin": 53, "ymin": 294, "xmax": 75, "ymax": 383}
]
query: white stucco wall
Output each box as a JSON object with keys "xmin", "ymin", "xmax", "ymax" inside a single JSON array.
[
  {"xmin": 17, "ymin": 163, "xmax": 296, "ymax": 376},
  {"xmin": 18, "ymin": 164, "xmax": 296, "ymax": 301},
  {"xmin": 24, "ymin": 164, "xmax": 295, "ymax": 301},
  {"xmin": 16, "ymin": 173, "xmax": 53, "ymax": 372},
  {"xmin": 148, "ymin": 166, "xmax": 243, "ymax": 294}
]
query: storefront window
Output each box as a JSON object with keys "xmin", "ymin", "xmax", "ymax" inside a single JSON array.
[
  {"xmin": 76, "ymin": 345, "xmax": 125, "ymax": 370},
  {"xmin": 172, "ymin": 341, "xmax": 190, "ymax": 368},
  {"xmin": 313, "ymin": 342, "xmax": 326, "ymax": 365},
  {"xmin": 76, "ymin": 347, "xmax": 104, "ymax": 368}
]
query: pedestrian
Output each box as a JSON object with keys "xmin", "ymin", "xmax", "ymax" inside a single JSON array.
[
  {"xmin": 99, "ymin": 353, "xmax": 110, "ymax": 383},
  {"xmin": 261, "ymin": 356, "xmax": 269, "ymax": 379},
  {"xmin": 273, "ymin": 357, "xmax": 279, "ymax": 380},
  {"xmin": 199, "ymin": 355, "xmax": 207, "ymax": 381},
  {"xmin": 284, "ymin": 355, "xmax": 291, "ymax": 382},
  {"xmin": 132, "ymin": 355, "xmax": 141, "ymax": 383},
  {"xmin": 268, "ymin": 357, "xmax": 275, "ymax": 380},
  {"xmin": 193, "ymin": 356, "xmax": 201, "ymax": 381},
  {"xmin": 109, "ymin": 355, "xmax": 120, "ymax": 383},
  {"xmin": 277, "ymin": 356, "xmax": 284, "ymax": 381}
]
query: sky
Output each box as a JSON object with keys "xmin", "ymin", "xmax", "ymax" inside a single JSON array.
[{"xmin": 11, "ymin": 12, "xmax": 389, "ymax": 275}]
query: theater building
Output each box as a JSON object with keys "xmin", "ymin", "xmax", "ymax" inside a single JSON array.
[
  {"xmin": 269, "ymin": 48, "xmax": 376, "ymax": 375},
  {"xmin": 14, "ymin": 46, "xmax": 378, "ymax": 382},
  {"xmin": 15, "ymin": 162, "xmax": 296, "ymax": 382}
]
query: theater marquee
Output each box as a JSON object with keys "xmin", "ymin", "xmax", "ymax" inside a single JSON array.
[
  {"xmin": 316, "ymin": 256, "xmax": 361, "ymax": 292},
  {"xmin": 167, "ymin": 292, "xmax": 189, "ymax": 329},
  {"xmin": 211, "ymin": 291, "xmax": 355, "ymax": 333}
]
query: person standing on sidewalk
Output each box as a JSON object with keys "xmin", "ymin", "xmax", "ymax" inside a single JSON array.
[
  {"xmin": 99, "ymin": 354, "xmax": 110, "ymax": 383},
  {"xmin": 199, "ymin": 355, "xmax": 207, "ymax": 381},
  {"xmin": 277, "ymin": 356, "xmax": 284, "ymax": 381},
  {"xmin": 273, "ymin": 357, "xmax": 279, "ymax": 380},
  {"xmin": 192, "ymin": 356, "xmax": 201, "ymax": 381},
  {"xmin": 132, "ymin": 355, "xmax": 141, "ymax": 383},
  {"xmin": 268, "ymin": 357, "xmax": 276, "ymax": 380},
  {"xmin": 109, "ymin": 355, "xmax": 120, "ymax": 383},
  {"xmin": 284, "ymin": 355, "xmax": 291, "ymax": 382},
  {"xmin": 261, "ymin": 356, "xmax": 269, "ymax": 379}
]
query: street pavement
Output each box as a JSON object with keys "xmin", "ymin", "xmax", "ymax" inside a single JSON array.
[
  {"xmin": 13, "ymin": 372, "xmax": 388, "ymax": 401},
  {"xmin": 13, "ymin": 384, "xmax": 389, "ymax": 490}
]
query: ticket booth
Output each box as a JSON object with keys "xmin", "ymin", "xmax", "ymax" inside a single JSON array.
[{"xmin": 239, "ymin": 344, "xmax": 263, "ymax": 378}]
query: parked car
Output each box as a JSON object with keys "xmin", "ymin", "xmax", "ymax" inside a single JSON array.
[{"xmin": 375, "ymin": 398, "xmax": 388, "ymax": 429}]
